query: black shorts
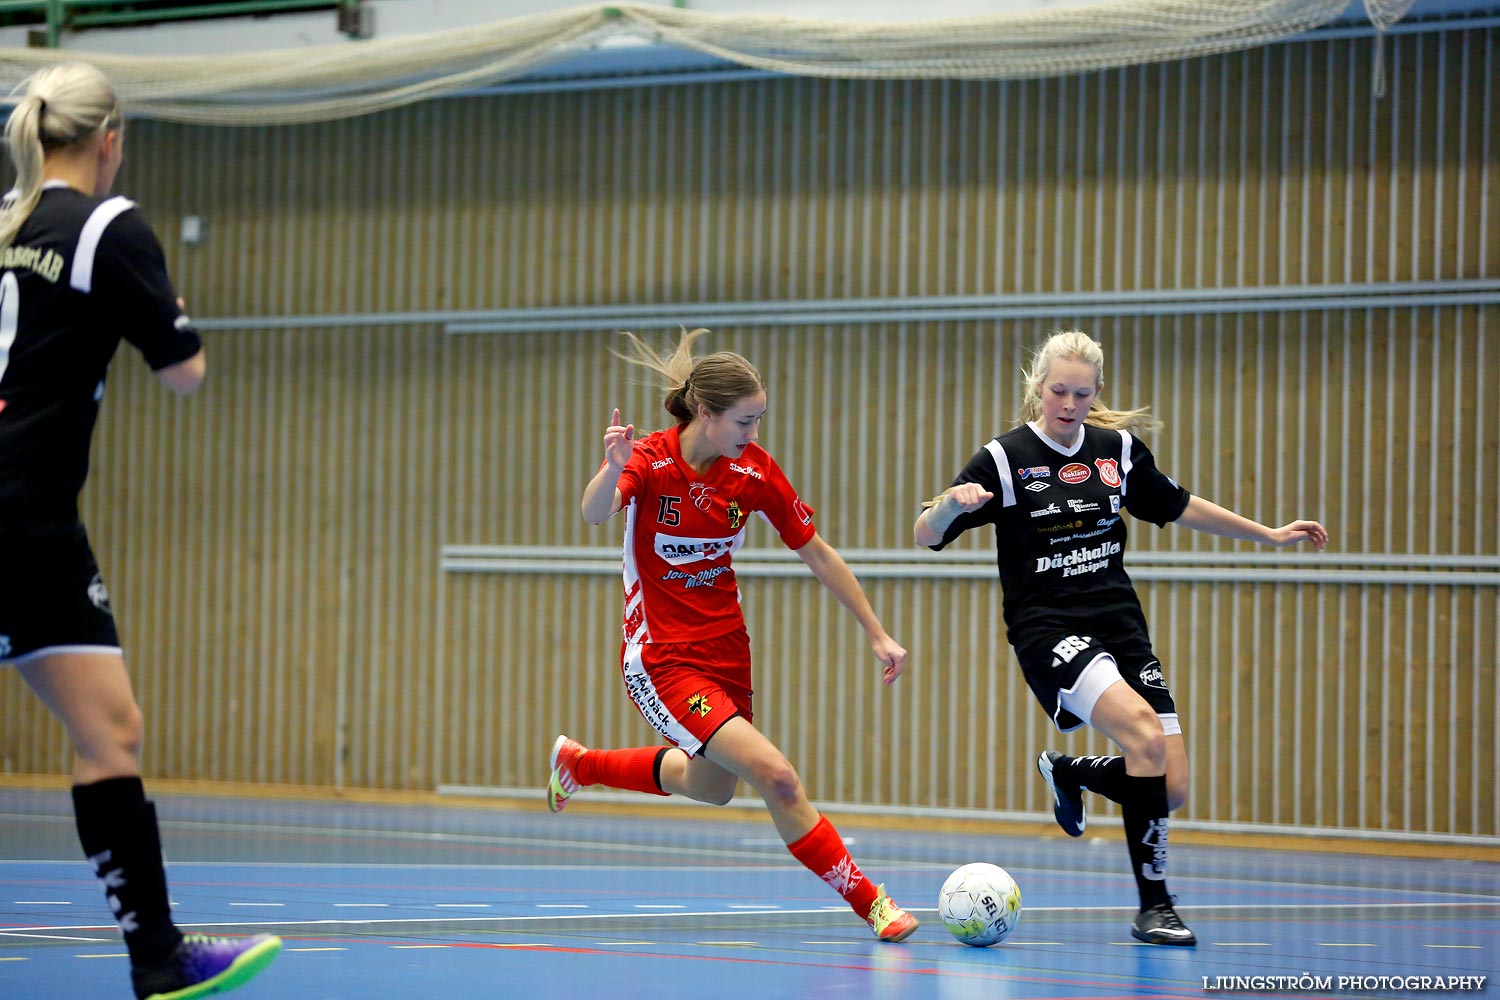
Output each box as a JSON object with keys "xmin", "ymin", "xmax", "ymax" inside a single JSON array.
[
  {"xmin": 1013, "ymin": 627, "xmax": 1177, "ymax": 732},
  {"xmin": 0, "ymin": 523, "xmax": 121, "ymax": 664}
]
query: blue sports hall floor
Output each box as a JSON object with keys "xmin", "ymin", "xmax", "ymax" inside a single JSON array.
[{"xmin": 0, "ymin": 787, "xmax": 1494, "ymax": 999}]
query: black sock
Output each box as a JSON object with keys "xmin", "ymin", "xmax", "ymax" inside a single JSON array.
[
  {"xmin": 1060, "ymin": 754, "xmax": 1130, "ymax": 804},
  {"xmin": 72, "ymin": 777, "xmax": 183, "ymax": 966},
  {"xmin": 1120, "ymin": 773, "xmax": 1171, "ymax": 910}
]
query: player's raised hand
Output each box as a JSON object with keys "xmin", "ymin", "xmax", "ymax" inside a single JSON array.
[
  {"xmin": 1268, "ymin": 519, "xmax": 1329, "ymax": 550},
  {"xmin": 603, "ymin": 407, "xmax": 635, "ymax": 470}
]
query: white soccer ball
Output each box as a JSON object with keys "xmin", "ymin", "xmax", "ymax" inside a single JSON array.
[{"xmin": 938, "ymin": 862, "xmax": 1022, "ymax": 947}]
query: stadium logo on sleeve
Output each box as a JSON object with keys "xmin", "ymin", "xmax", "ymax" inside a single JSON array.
[
  {"xmin": 1095, "ymin": 458, "xmax": 1121, "ymax": 488},
  {"xmin": 1059, "ymin": 463, "xmax": 1091, "ymax": 485}
]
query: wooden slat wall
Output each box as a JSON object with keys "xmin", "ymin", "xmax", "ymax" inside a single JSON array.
[{"xmin": 1, "ymin": 30, "xmax": 1495, "ymax": 837}]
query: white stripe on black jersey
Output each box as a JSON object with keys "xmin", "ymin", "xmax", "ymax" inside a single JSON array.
[
  {"xmin": 931, "ymin": 421, "xmax": 1189, "ymax": 640},
  {"xmin": 70, "ymin": 196, "xmax": 136, "ymax": 293},
  {"xmin": 982, "ymin": 439, "xmax": 1017, "ymax": 507},
  {"xmin": 0, "ymin": 186, "xmax": 200, "ymax": 531}
]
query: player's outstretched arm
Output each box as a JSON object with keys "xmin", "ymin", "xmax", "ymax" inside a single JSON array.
[
  {"xmin": 913, "ymin": 483, "xmax": 994, "ymax": 547},
  {"xmin": 1174, "ymin": 495, "xmax": 1328, "ymax": 549},
  {"xmin": 581, "ymin": 407, "xmax": 634, "ymax": 524},
  {"xmin": 795, "ymin": 533, "xmax": 909, "ymax": 685}
]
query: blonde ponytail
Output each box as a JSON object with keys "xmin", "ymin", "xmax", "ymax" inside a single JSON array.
[
  {"xmin": 0, "ymin": 63, "xmax": 121, "ymax": 253},
  {"xmin": 0, "ymin": 94, "xmax": 47, "ymax": 252}
]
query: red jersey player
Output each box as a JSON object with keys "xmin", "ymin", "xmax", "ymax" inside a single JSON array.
[{"xmin": 545, "ymin": 328, "xmax": 918, "ymax": 942}]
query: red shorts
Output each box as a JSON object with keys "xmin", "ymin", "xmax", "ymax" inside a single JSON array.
[{"xmin": 621, "ymin": 627, "xmax": 752, "ymax": 757}]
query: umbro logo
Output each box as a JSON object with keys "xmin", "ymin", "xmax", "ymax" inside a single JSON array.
[{"xmin": 1023, "ymin": 481, "xmax": 1050, "ymax": 492}]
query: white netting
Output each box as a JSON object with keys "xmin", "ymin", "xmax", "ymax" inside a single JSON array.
[
  {"xmin": 0, "ymin": 0, "xmax": 1392, "ymax": 126},
  {"xmin": 1363, "ymin": 0, "xmax": 1417, "ymax": 31}
]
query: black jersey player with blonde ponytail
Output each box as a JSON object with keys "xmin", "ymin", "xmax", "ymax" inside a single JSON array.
[
  {"xmin": 0, "ymin": 63, "xmax": 280, "ymax": 999},
  {"xmin": 915, "ymin": 330, "xmax": 1327, "ymax": 947}
]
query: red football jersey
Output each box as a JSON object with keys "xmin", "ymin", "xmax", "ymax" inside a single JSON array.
[{"xmin": 615, "ymin": 425, "xmax": 817, "ymax": 644}]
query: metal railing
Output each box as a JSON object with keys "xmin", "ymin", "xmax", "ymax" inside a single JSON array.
[{"xmin": 0, "ymin": 0, "xmax": 362, "ymax": 47}]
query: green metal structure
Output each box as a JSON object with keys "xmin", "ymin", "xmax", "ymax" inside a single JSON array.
[{"xmin": 0, "ymin": 0, "xmax": 363, "ymax": 48}]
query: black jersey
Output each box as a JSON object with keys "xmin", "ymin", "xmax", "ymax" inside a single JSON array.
[
  {"xmin": 0, "ymin": 184, "xmax": 200, "ymax": 531},
  {"xmin": 931, "ymin": 421, "xmax": 1190, "ymax": 640}
]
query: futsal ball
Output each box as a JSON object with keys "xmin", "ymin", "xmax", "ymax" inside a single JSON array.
[{"xmin": 938, "ymin": 862, "xmax": 1022, "ymax": 947}]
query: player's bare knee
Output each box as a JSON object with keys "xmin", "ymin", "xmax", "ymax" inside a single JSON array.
[
  {"xmin": 1120, "ymin": 712, "xmax": 1166, "ymax": 770},
  {"xmin": 82, "ymin": 701, "xmax": 144, "ymax": 762},
  {"xmin": 754, "ymin": 757, "xmax": 804, "ymax": 810}
]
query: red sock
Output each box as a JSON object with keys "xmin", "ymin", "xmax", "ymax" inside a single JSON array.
[
  {"xmin": 787, "ymin": 815, "xmax": 878, "ymax": 915},
  {"xmin": 573, "ymin": 746, "xmax": 669, "ymax": 797}
]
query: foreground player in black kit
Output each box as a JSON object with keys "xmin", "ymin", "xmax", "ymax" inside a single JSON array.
[
  {"xmin": 0, "ymin": 63, "xmax": 280, "ymax": 997},
  {"xmin": 913, "ymin": 330, "xmax": 1327, "ymax": 946}
]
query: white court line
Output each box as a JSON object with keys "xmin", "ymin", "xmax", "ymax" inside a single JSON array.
[
  {"xmin": 230, "ymin": 902, "xmax": 284, "ymax": 907},
  {"xmin": 0, "ymin": 854, "xmax": 802, "ymax": 873},
  {"xmin": 1425, "ymin": 944, "xmax": 1482, "ymax": 949},
  {"xmin": 434, "ymin": 904, "xmax": 491, "ymax": 908},
  {"xmin": 0, "ymin": 957, "xmax": 27, "ymax": 962},
  {"xmin": 633, "ymin": 904, "xmax": 685, "ymax": 909},
  {"xmin": 13, "ymin": 901, "xmax": 71, "ymax": 905},
  {"xmin": 2, "ymin": 833, "xmax": 1497, "ymax": 903},
  {"xmin": 0, "ymin": 932, "xmax": 109, "ymax": 942},
  {"xmin": 332, "ymin": 903, "xmax": 389, "ymax": 908},
  {"xmin": 74, "ymin": 953, "xmax": 126, "ymax": 959},
  {"xmin": 727, "ymin": 904, "xmax": 780, "ymax": 909},
  {"xmin": 535, "ymin": 904, "xmax": 587, "ymax": 909},
  {"xmin": 392, "ymin": 945, "xmax": 449, "ymax": 949},
  {"xmin": 288, "ymin": 947, "xmax": 345, "ymax": 953},
  {"xmin": 8, "ymin": 900, "xmax": 1492, "ymax": 934},
  {"xmin": 1318, "ymin": 942, "xmax": 1378, "ymax": 947},
  {"xmin": 0, "ymin": 815, "xmax": 796, "ymax": 865}
]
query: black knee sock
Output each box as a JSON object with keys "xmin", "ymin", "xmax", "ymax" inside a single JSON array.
[
  {"xmin": 1120, "ymin": 773, "xmax": 1172, "ymax": 910},
  {"xmin": 72, "ymin": 777, "xmax": 183, "ymax": 966},
  {"xmin": 1060, "ymin": 754, "xmax": 1130, "ymax": 804}
]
